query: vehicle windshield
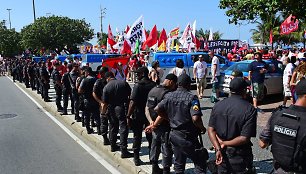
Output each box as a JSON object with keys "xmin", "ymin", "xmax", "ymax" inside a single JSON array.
[{"xmin": 226, "ymin": 63, "xmax": 250, "ymax": 72}]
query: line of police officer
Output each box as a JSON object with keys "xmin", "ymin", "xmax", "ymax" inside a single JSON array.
[{"xmin": 10, "ymin": 58, "xmax": 306, "ymax": 174}]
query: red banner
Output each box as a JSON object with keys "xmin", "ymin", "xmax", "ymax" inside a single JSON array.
[
  {"xmin": 280, "ymin": 15, "xmax": 299, "ymax": 35},
  {"xmin": 102, "ymin": 56, "xmax": 130, "ymax": 69}
]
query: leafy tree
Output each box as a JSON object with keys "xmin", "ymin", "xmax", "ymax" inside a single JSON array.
[
  {"xmin": 219, "ymin": 0, "xmax": 306, "ymax": 24},
  {"xmin": 0, "ymin": 27, "xmax": 22, "ymax": 57},
  {"xmin": 20, "ymin": 16, "xmax": 94, "ymax": 53},
  {"xmin": 97, "ymin": 32, "xmax": 108, "ymax": 46},
  {"xmin": 195, "ymin": 28, "xmax": 223, "ymax": 40}
]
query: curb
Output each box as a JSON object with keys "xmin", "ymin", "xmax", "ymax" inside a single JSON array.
[{"xmin": 12, "ymin": 78, "xmax": 148, "ymax": 174}]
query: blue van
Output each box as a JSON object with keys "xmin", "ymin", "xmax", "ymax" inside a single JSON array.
[
  {"xmin": 33, "ymin": 57, "xmax": 47, "ymax": 63},
  {"xmin": 148, "ymin": 52, "xmax": 232, "ymax": 82},
  {"xmin": 81, "ymin": 54, "xmax": 122, "ymax": 70}
]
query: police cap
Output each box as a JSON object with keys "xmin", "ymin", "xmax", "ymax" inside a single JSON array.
[
  {"xmin": 104, "ymin": 71, "xmax": 114, "ymax": 78},
  {"xmin": 165, "ymin": 73, "xmax": 178, "ymax": 83},
  {"xmin": 99, "ymin": 67, "xmax": 109, "ymax": 74},
  {"xmin": 178, "ymin": 74, "xmax": 191, "ymax": 86},
  {"xmin": 296, "ymin": 79, "xmax": 306, "ymax": 95},
  {"xmin": 229, "ymin": 77, "xmax": 249, "ymax": 93},
  {"xmin": 134, "ymin": 67, "xmax": 149, "ymax": 75}
]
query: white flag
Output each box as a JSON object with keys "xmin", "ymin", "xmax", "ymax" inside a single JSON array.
[
  {"xmin": 208, "ymin": 28, "xmax": 213, "ymax": 41},
  {"xmin": 125, "ymin": 15, "xmax": 146, "ymax": 51},
  {"xmin": 192, "ymin": 20, "xmax": 196, "ymax": 37}
]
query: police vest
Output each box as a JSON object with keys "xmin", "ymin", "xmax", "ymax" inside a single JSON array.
[
  {"xmin": 271, "ymin": 107, "xmax": 306, "ymax": 172},
  {"xmin": 147, "ymin": 85, "xmax": 170, "ymax": 121}
]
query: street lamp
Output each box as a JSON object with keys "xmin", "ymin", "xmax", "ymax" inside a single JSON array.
[
  {"xmin": 32, "ymin": 0, "xmax": 36, "ymax": 21},
  {"xmin": 6, "ymin": 8, "xmax": 11, "ymax": 29}
]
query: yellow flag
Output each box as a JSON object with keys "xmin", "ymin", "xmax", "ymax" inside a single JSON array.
[
  {"xmin": 176, "ymin": 42, "xmax": 179, "ymax": 52},
  {"xmin": 170, "ymin": 39, "xmax": 175, "ymax": 50},
  {"xmin": 158, "ymin": 41, "xmax": 166, "ymax": 51}
]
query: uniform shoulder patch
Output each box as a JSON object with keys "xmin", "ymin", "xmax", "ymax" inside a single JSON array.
[{"xmin": 191, "ymin": 98, "xmax": 200, "ymax": 111}]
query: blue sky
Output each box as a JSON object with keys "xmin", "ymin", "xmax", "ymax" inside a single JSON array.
[{"xmin": 0, "ymin": 0, "xmax": 256, "ymax": 44}]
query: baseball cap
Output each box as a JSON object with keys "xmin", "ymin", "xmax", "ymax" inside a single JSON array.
[
  {"xmin": 178, "ymin": 74, "xmax": 191, "ymax": 86},
  {"xmin": 165, "ymin": 73, "xmax": 178, "ymax": 83},
  {"xmin": 229, "ymin": 77, "xmax": 249, "ymax": 93},
  {"xmin": 134, "ymin": 67, "xmax": 149, "ymax": 75},
  {"xmin": 296, "ymin": 79, "xmax": 306, "ymax": 95},
  {"xmin": 231, "ymin": 70, "xmax": 243, "ymax": 77}
]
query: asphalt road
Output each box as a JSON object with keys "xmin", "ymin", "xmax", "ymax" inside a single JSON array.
[{"xmin": 0, "ymin": 76, "xmax": 113, "ymax": 174}]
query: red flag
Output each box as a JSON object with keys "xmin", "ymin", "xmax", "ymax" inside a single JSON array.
[
  {"xmin": 280, "ymin": 14, "xmax": 299, "ymax": 35},
  {"xmin": 204, "ymin": 40, "xmax": 209, "ymax": 51},
  {"xmin": 196, "ymin": 37, "xmax": 201, "ymax": 49},
  {"xmin": 269, "ymin": 30, "xmax": 273, "ymax": 44},
  {"xmin": 107, "ymin": 25, "xmax": 117, "ymax": 52},
  {"xmin": 158, "ymin": 28, "xmax": 167, "ymax": 47},
  {"xmin": 142, "ymin": 25, "xmax": 158, "ymax": 50},
  {"xmin": 121, "ymin": 40, "xmax": 131, "ymax": 55},
  {"xmin": 144, "ymin": 29, "xmax": 149, "ymax": 40}
]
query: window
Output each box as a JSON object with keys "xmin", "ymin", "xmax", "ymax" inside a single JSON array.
[{"xmin": 226, "ymin": 63, "xmax": 249, "ymax": 72}]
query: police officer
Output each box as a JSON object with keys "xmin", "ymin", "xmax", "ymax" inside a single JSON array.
[
  {"xmin": 28, "ymin": 61, "xmax": 36, "ymax": 90},
  {"xmin": 61, "ymin": 64, "xmax": 74, "ymax": 115},
  {"xmin": 35, "ymin": 62, "xmax": 41, "ymax": 94},
  {"xmin": 69, "ymin": 63, "xmax": 81, "ymax": 122},
  {"xmin": 78, "ymin": 67, "xmax": 100, "ymax": 134},
  {"xmin": 126, "ymin": 66, "xmax": 156, "ymax": 166},
  {"xmin": 146, "ymin": 74, "xmax": 177, "ymax": 174},
  {"xmin": 100, "ymin": 72, "xmax": 133, "ymax": 158},
  {"xmin": 259, "ymin": 79, "xmax": 306, "ymax": 174},
  {"xmin": 40, "ymin": 61, "xmax": 50, "ymax": 102},
  {"xmin": 146, "ymin": 74, "xmax": 207, "ymax": 174},
  {"xmin": 208, "ymin": 77, "xmax": 257, "ymax": 174},
  {"xmin": 23, "ymin": 62, "xmax": 30, "ymax": 88},
  {"xmin": 77, "ymin": 66, "xmax": 87, "ymax": 127},
  {"xmin": 93, "ymin": 67, "xmax": 110, "ymax": 143},
  {"xmin": 51, "ymin": 62, "xmax": 63, "ymax": 112}
]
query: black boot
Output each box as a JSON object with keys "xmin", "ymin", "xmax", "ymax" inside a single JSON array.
[
  {"xmin": 162, "ymin": 167, "xmax": 170, "ymax": 174},
  {"xmin": 121, "ymin": 149, "xmax": 133, "ymax": 158},
  {"xmin": 97, "ymin": 128, "xmax": 102, "ymax": 135},
  {"xmin": 133, "ymin": 151, "xmax": 142, "ymax": 166},
  {"xmin": 103, "ymin": 135, "xmax": 110, "ymax": 145},
  {"xmin": 86, "ymin": 128, "xmax": 93, "ymax": 134},
  {"xmin": 152, "ymin": 163, "xmax": 163, "ymax": 174},
  {"xmin": 111, "ymin": 144, "xmax": 120, "ymax": 152}
]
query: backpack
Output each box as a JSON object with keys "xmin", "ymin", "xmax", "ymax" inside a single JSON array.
[{"xmin": 271, "ymin": 108, "xmax": 306, "ymax": 172}]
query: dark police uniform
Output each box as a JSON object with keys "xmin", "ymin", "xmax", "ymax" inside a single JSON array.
[
  {"xmin": 35, "ymin": 63, "xmax": 41, "ymax": 94},
  {"xmin": 157, "ymin": 87, "xmax": 207, "ymax": 174},
  {"xmin": 27, "ymin": 62, "xmax": 36, "ymax": 90},
  {"xmin": 129, "ymin": 75, "xmax": 156, "ymax": 165},
  {"xmin": 102, "ymin": 78, "xmax": 131, "ymax": 153},
  {"xmin": 69, "ymin": 70, "xmax": 81, "ymax": 121},
  {"xmin": 147, "ymin": 84, "xmax": 173, "ymax": 172},
  {"xmin": 23, "ymin": 63, "xmax": 30, "ymax": 88},
  {"xmin": 260, "ymin": 106, "xmax": 306, "ymax": 174},
  {"xmin": 51, "ymin": 68, "xmax": 63, "ymax": 111},
  {"xmin": 209, "ymin": 94, "xmax": 257, "ymax": 173},
  {"xmin": 77, "ymin": 75, "xmax": 86, "ymax": 126},
  {"xmin": 40, "ymin": 64, "xmax": 50, "ymax": 101},
  {"xmin": 93, "ymin": 77, "xmax": 109, "ymax": 137},
  {"xmin": 79, "ymin": 75, "xmax": 100, "ymax": 134},
  {"xmin": 62, "ymin": 71, "xmax": 74, "ymax": 115}
]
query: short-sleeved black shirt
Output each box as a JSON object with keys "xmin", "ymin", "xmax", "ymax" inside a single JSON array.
[
  {"xmin": 93, "ymin": 78, "xmax": 107, "ymax": 99},
  {"xmin": 52, "ymin": 69, "xmax": 61, "ymax": 84},
  {"xmin": 102, "ymin": 79, "xmax": 131, "ymax": 106},
  {"xmin": 157, "ymin": 88, "xmax": 202, "ymax": 132},
  {"xmin": 79, "ymin": 76, "xmax": 97, "ymax": 101},
  {"xmin": 248, "ymin": 60, "xmax": 268, "ymax": 83},
  {"xmin": 130, "ymin": 77, "xmax": 156, "ymax": 115},
  {"xmin": 209, "ymin": 95, "xmax": 257, "ymax": 142}
]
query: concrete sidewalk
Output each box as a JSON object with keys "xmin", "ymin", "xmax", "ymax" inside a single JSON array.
[{"xmin": 11, "ymin": 76, "xmax": 201, "ymax": 174}]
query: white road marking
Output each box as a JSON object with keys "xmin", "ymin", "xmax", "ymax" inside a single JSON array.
[{"xmin": 6, "ymin": 76, "xmax": 121, "ymax": 174}]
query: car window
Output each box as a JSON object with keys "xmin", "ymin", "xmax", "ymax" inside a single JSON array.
[
  {"xmin": 203, "ymin": 54, "xmax": 212, "ymax": 64},
  {"xmin": 267, "ymin": 62, "xmax": 283, "ymax": 74},
  {"xmin": 226, "ymin": 63, "xmax": 249, "ymax": 72}
]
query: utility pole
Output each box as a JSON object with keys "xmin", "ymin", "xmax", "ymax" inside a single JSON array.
[
  {"xmin": 6, "ymin": 9, "xmax": 11, "ymax": 29},
  {"xmin": 100, "ymin": 6, "xmax": 106, "ymax": 37},
  {"xmin": 32, "ymin": 0, "xmax": 36, "ymax": 21}
]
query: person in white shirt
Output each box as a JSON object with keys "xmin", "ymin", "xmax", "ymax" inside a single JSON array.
[
  {"xmin": 193, "ymin": 55, "xmax": 208, "ymax": 99},
  {"xmin": 171, "ymin": 59, "xmax": 186, "ymax": 77},
  {"xmin": 210, "ymin": 50, "xmax": 221, "ymax": 101},
  {"xmin": 282, "ymin": 56, "xmax": 296, "ymax": 107}
]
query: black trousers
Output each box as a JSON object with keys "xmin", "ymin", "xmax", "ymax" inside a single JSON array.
[
  {"xmin": 170, "ymin": 130, "xmax": 206, "ymax": 174},
  {"xmin": 100, "ymin": 113, "xmax": 109, "ymax": 137},
  {"xmin": 217, "ymin": 147, "xmax": 253, "ymax": 174},
  {"xmin": 42, "ymin": 82, "xmax": 49, "ymax": 100},
  {"xmin": 29, "ymin": 77, "xmax": 35, "ymax": 90},
  {"xmin": 108, "ymin": 105, "xmax": 128, "ymax": 149},
  {"xmin": 24, "ymin": 76, "xmax": 30, "ymax": 87},
  {"xmin": 36, "ymin": 78, "xmax": 41, "ymax": 93},
  {"xmin": 83, "ymin": 108, "xmax": 100, "ymax": 132},
  {"xmin": 62, "ymin": 89, "xmax": 73, "ymax": 113},
  {"xmin": 131, "ymin": 115, "xmax": 152, "ymax": 153},
  {"xmin": 72, "ymin": 92, "xmax": 80, "ymax": 119},
  {"xmin": 54, "ymin": 85, "xmax": 62, "ymax": 109},
  {"xmin": 150, "ymin": 124, "xmax": 173, "ymax": 167}
]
